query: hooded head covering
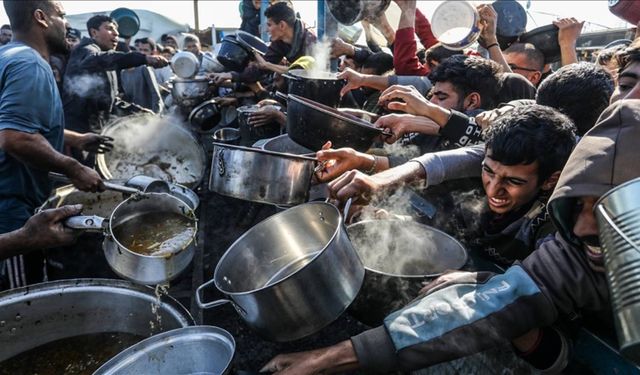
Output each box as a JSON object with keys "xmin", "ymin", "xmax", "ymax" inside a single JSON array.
[{"xmin": 548, "ymin": 99, "xmax": 640, "ymax": 252}]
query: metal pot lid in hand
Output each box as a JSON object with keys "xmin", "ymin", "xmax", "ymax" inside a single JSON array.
[{"xmin": 171, "ymin": 51, "xmax": 200, "ymax": 79}]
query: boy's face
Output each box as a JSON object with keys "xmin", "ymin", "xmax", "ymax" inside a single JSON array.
[
  {"xmin": 573, "ymin": 196, "xmax": 601, "ymax": 262},
  {"xmin": 481, "ymin": 154, "xmax": 542, "ymax": 215}
]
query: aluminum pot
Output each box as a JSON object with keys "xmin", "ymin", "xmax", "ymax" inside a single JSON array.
[
  {"xmin": 261, "ymin": 134, "xmax": 313, "ymax": 155},
  {"xmin": 326, "ymin": 0, "xmax": 391, "ymax": 25},
  {"xmin": 196, "ymin": 199, "xmax": 364, "ymax": 342},
  {"xmin": 596, "ymin": 177, "xmax": 640, "ymax": 363},
  {"xmin": 283, "ymin": 69, "xmax": 345, "ymax": 108},
  {"xmin": 171, "ymin": 51, "xmax": 200, "ymax": 79},
  {"xmin": 0, "ymin": 278, "xmax": 193, "ymax": 363},
  {"xmin": 67, "ymin": 193, "xmax": 197, "ymax": 285},
  {"xmin": 286, "ymin": 93, "xmax": 390, "ymax": 152},
  {"xmin": 209, "ymin": 142, "xmax": 318, "ymax": 206},
  {"xmin": 96, "ymin": 113, "xmax": 207, "ymax": 188},
  {"xmin": 95, "ymin": 326, "xmax": 235, "ymax": 375},
  {"xmin": 171, "ymin": 76, "xmax": 214, "ymax": 108},
  {"xmin": 217, "ymin": 35, "xmax": 251, "ymax": 72},
  {"xmin": 431, "ymin": 1, "xmax": 481, "ymax": 50},
  {"xmin": 347, "ymin": 220, "xmax": 468, "ymax": 326}
]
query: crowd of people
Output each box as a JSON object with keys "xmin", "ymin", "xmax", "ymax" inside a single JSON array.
[{"xmin": 1, "ymin": 0, "xmax": 640, "ymax": 373}]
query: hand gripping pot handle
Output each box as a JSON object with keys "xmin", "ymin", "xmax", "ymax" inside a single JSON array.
[
  {"xmin": 64, "ymin": 215, "xmax": 107, "ymax": 232},
  {"xmin": 195, "ymin": 278, "xmax": 247, "ymax": 316}
]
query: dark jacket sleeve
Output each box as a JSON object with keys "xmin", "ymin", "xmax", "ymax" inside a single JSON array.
[
  {"xmin": 73, "ymin": 43, "xmax": 147, "ymax": 73},
  {"xmin": 351, "ymin": 264, "xmax": 557, "ymax": 373},
  {"xmin": 439, "ymin": 110, "xmax": 483, "ymax": 148},
  {"xmin": 232, "ymin": 41, "xmax": 287, "ymax": 83}
]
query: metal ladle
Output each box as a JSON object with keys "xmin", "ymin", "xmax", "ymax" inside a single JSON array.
[{"xmin": 48, "ymin": 172, "xmax": 141, "ymax": 195}]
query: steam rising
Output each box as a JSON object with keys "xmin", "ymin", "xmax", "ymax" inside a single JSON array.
[
  {"xmin": 63, "ymin": 74, "xmax": 106, "ymax": 97},
  {"xmin": 308, "ymin": 38, "xmax": 332, "ymax": 77}
]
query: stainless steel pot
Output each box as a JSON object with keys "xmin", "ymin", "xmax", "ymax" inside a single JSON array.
[
  {"xmin": 261, "ymin": 134, "xmax": 313, "ymax": 155},
  {"xmin": 95, "ymin": 326, "xmax": 235, "ymax": 375},
  {"xmin": 326, "ymin": 0, "xmax": 391, "ymax": 25},
  {"xmin": 0, "ymin": 279, "xmax": 193, "ymax": 362},
  {"xmin": 196, "ymin": 200, "xmax": 364, "ymax": 342},
  {"xmin": 208, "ymin": 142, "xmax": 318, "ymax": 206},
  {"xmin": 96, "ymin": 113, "xmax": 207, "ymax": 188},
  {"xmin": 67, "ymin": 193, "xmax": 197, "ymax": 285},
  {"xmin": 171, "ymin": 76, "xmax": 214, "ymax": 107}
]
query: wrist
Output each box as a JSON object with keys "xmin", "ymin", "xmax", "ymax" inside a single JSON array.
[{"xmin": 358, "ymin": 154, "xmax": 376, "ymax": 172}]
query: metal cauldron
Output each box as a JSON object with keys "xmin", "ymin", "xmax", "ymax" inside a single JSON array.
[
  {"xmin": 208, "ymin": 142, "xmax": 318, "ymax": 206},
  {"xmin": 95, "ymin": 326, "xmax": 235, "ymax": 375},
  {"xmin": 67, "ymin": 193, "xmax": 197, "ymax": 285},
  {"xmin": 261, "ymin": 134, "xmax": 313, "ymax": 155},
  {"xmin": 196, "ymin": 199, "xmax": 364, "ymax": 342},
  {"xmin": 283, "ymin": 69, "xmax": 345, "ymax": 108},
  {"xmin": 347, "ymin": 220, "xmax": 468, "ymax": 326},
  {"xmin": 596, "ymin": 177, "xmax": 640, "ymax": 363},
  {"xmin": 171, "ymin": 76, "xmax": 214, "ymax": 108},
  {"xmin": 237, "ymin": 105, "xmax": 281, "ymax": 146},
  {"xmin": 0, "ymin": 279, "xmax": 193, "ymax": 363},
  {"xmin": 286, "ymin": 93, "xmax": 390, "ymax": 152},
  {"xmin": 96, "ymin": 113, "xmax": 207, "ymax": 188}
]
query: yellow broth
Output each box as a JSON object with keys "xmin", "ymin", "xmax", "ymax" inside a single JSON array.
[
  {"xmin": 112, "ymin": 212, "xmax": 195, "ymax": 256},
  {"xmin": 0, "ymin": 332, "xmax": 144, "ymax": 375}
]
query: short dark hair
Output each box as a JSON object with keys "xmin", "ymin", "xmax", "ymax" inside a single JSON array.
[
  {"xmin": 615, "ymin": 38, "xmax": 640, "ymax": 74},
  {"xmin": 264, "ymin": 2, "xmax": 296, "ymax": 27},
  {"xmin": 183, "ymin": 34, "xmax": 200, "ymax": 45},
  {"xmin": 536, "ymin": 62, "xmax": 613, "ymax": 135},
  {"xmin": 138, "ymin": 37, "xmax": 156, "ymax": 50},
  {"xmin": 1, "ymin": 24, "xmax": 11, "ymax": 31},
  {"xmin": 596, "ymin": 45, "xmax": 625, "ymax": 67},
  {"xmin": 362, "ymin": 52, "xmax": 394, "ymax": 76},
  {"xmin": 428, "ymin": 55, "xmax": 502, "ymax": 110},
  {"xmin": 496, "ymin": 72, "xmax": 537, "ymax": 104},
  {"xmin": 504, "ymin": 43, "xmax": 544, "ymax": 72},
  {"xmin": 425, "ymin": 42, "xmax": 461, "ymax": 66},
  {"xmin": 3, "ymin": 0, "xmax": 55, "ymax": 33},
  {"xmin": 161, "ymin": 33, "xmax": 178, "ymax": 43},
  {"xmin": 86, "ymin": 15, "xmax": 116, "ymax": 34},
  {"xmin": 484, "ymin": 104, "xmax": 576, "ymax": 183}
]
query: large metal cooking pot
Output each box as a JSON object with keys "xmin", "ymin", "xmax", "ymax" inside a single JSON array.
[
  {"xmin": 283, "ymin": 69, "xmax": 345, "ymax": 108},
  {"xmin": 67, "ymin": 193, "xmax": 197, "ymax": 285},
  {"xmin": 171, "ymin": 76, "xmax": 214, "ymax": 108},
  {"xmin": 347, "ymin": 220, "xmax": 468, "ymax": 326},
  {"xmin": 95, "ymin": 326, "xmax": 235, "ymax": 375},
  {"xmin": 326, "ymin": 0, "xmax": 391, "ymax": 25},
  {"xmin": 96, "ymin": 113, "xmax": 207, "ymax": 188},
  {"xmin": 286, "ymin": 93, "xmax": 390, "ymax": 152},
  {"xmin": 0, "ymin": 279, "xmax": 193, "ymax": 363},
  {"xmin": 237, "ymin": 104, "xmax": 281, "ymax": 146},
  {"xmin": 261, "ymin": 134, "xmax": 313, "ymax": 155},
  {"xmin": 171, "ymin": 51, "xmax": 200, "ymax": 79},
  {"xmin": 196, "ymin": 199, "xmax": 364, "ymax": 342},
  {"xmin": 209, "ymin": 142, "xmax": 318, "ymax": 206}
]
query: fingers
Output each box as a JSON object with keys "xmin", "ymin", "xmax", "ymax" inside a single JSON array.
[
  {"xmin": 48, "ymin": 204, "xmax": 84, "ymax": 222},
  {"xmin": 321, "ymin": 141, "xmax": 332, "ymax": 150}
]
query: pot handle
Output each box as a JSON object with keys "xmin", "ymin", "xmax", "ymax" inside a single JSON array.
[
  {"xmin": 281, "ymin": 73, "xmax": 301, "ymax": 81},
  {"xmin": 64, "ymin": 215, "xmax": 107, "ymax": 232},
  {"xmin": 195, "ymin": 279, "xmax": 236, "ymax": 310},
  {"xmin": 342, "ymin": 197, "xmax": 353, "ymax": 225},
  {"xmin": 216, "ymin": 148, "xmax": 226, "ymax": 176}
]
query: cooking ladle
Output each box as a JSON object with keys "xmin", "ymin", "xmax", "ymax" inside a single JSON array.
[{"xmin": 49, "ymin": 172, "xmax": 141, "ymax": 195}]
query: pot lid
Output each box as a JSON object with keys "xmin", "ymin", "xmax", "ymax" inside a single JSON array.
[
  {"xmin": 519, "ymin": 24, "xmax": 561, "ymax": 64},
  {"xmin": 492, "ymin": 0, "xmax": 527, "ymax": 38},
  {"xmin": 236, "ymin": 31, "xmax": 269, "ymax": 55}
]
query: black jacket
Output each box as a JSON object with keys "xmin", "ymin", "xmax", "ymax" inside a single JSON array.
[{"xmin": 62, "ymin": 37, "xmax": 147, "ymax": 133}]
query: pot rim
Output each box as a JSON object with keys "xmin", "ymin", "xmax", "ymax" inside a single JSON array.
[
  {"xmin": 288, "ymin": 94, "xmax": 382, "ymax": 134},
  {"xmin": 212, "ymin": 141, "xmax": 318, "ymax": 162},
  {"xmin": 108, "ymin": 192, "xmax": 198, "ymax": 259},
  {"xmin": 287, "ymin": 68, "xmax": 342, "ymax": 81},
  {"xmin": 213, "ymin": 201, "xmax": 344, "ymax": 295},
  {"xmin": 346, "ymin": 219, "xmax": 468, "ymax": 279}
]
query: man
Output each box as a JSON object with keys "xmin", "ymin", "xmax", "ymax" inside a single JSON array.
[
  {"xmin": 65, "ymin": 27, "xmax": 80, "ymax": 49},
  {"xmin": 0, "ymin": 205, "xmax": 83, "ymax": 260},
  {"xmin": 503, "ymin": 43, "xmax": 545, "ymax": 86},
  {"xmin": 62, "ymin": 15, "xmax": 168, "ymax": 136},
  {"xmin": 317, "ymin": 55, "xmax": 501, "ymax": 180},
  {"xmin": 183, "ymin": 34, "xmax": 203, "ymax": 62},
  {"xmin": 160, "ymin": 33, "xmax": 179, "ymax": 50},
  {"xmin": 610, "ymin": 39, "xmax": 640, "ymax": 102},
  {"xmin": 136, "ymin": 36, "xmax": 155, "ymax": 56},
  {"xmin": 0, "ymin": 0, "xmax": 106, "ymax": 289},
  {"xmin": 263, "ymin": 99, "xmax": 640, "ymax": 375},
  {"xmin": 211, "ymin": 2, "xmax": 316, "ymax": 84},
  {"xmin": 0, "ymin": 24, "xmax": 11, "ymax": 45},
  {"xmin": 239, "ymin": 0, "xmax": 261, "ymax": 37}
]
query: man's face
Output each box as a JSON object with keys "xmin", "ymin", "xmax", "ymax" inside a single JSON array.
[
  {"xmin": 184, "ymin": 41, "xmax": 200, "ymax": 55},
  {"xmin": 138, "ymin": 42, "xmax": 154, "ymax": 56},
  {"xmin": 43, "ymin": 2, "xmax": 69, "ymax": 55},
  {"xmin": 339, "ymin": 56, "xmax": 357, "ymax": 72},
  {"xmin": 481, "ymin": 154, "xmax": 542, "ymax": 215},
  {"xmin": 572, "ymin": 196, "xmax": 601, "ymax": 264},
  {"xmin": 505, "ymin": 52, "xmax": 542, "ymax": 86},
  {"xmin": 163, "ymin": 38, "xmax": 178, "ymax": 50},
  {"xmin": 91, "ymin": 21, "xmax": 119, "ymax": 51},
  {"xmin": 66, "ymin": 35, "xmax": 79, "ymax": 49},
  {"xmin": 0, "ymin": 28, "xmax": 12, "ymax": 44},
  {"xmin": 611, "ymin": 61, "xmax": 640, "ymax": 103},
  {"xmin": 266, "ymin": 18, "xmax": 285, "ymax": 41},
  {"xmin": 429, "ymin": 82, "xmax": 465, "ymax": 111}
]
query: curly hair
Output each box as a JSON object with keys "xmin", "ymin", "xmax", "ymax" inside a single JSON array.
[
  {"xmin": 428, "ymin": 55, "xmax": 502, "ymax": 110},
  {"xmin": 483, "ymin": 104, "xmax": 576, "ymax": 183},
  {"xmin": 536, "ymin": 62, "xmax": 613, "ymax": 135}
]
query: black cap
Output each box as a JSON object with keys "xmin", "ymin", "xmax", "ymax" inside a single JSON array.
[{"xmin": 67, "ymin": 28, "xmax": 81, "ymax": 40}]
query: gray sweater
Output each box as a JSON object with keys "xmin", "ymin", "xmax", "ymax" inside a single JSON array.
[{"xmin": 410, "ymin": 144, "xmax": 485, "ymax": 187}]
